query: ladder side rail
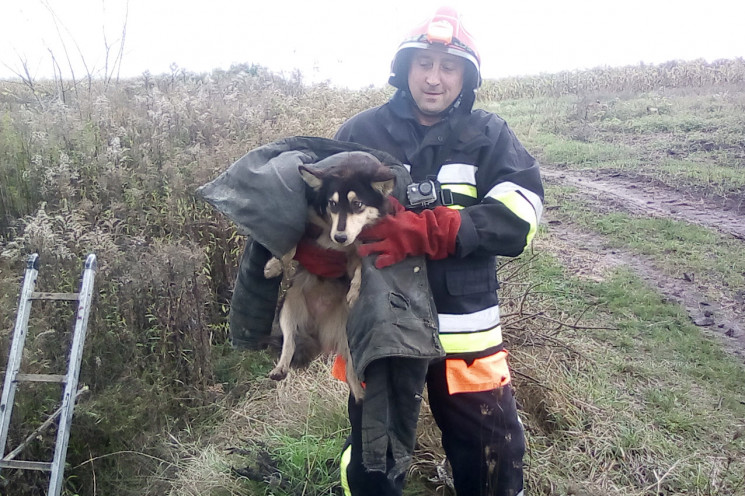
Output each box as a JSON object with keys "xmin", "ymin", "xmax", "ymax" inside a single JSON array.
[
  {"xmin": 0, "ymin": 254, "xmax": 40, "ymax": 457},
  {"xmin": 47, "ymin": 254, "xmax": 97, "ymax": 496}
]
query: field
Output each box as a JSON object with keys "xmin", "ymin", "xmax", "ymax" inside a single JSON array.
[{"xmin": 0, "ymin": 59, "xmax": 744, "ymax": 495}]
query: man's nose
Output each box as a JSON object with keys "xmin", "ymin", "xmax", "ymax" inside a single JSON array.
[{"xmin": 425, "ymin": 68, "xmax": 441, "ymax": 86}]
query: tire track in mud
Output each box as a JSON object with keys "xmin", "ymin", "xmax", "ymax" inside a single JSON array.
[
  {"xmin": 539, "ymin": 165, "xmax": 745, "ymax": 361},
  {"xmin": 541, "ymin": 167, "xmax": 745, "ymax": 240}
]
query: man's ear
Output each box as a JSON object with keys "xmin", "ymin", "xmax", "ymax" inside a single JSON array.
[
  {"xmin": 372, "ymin": 178, "xmax": 395, "ymax": 197},
  {"xmin": 298, "ymin": 165, "xmax": 323, "ymax": 190}
]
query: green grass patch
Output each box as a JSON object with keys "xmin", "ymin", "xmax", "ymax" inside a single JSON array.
[
  {"xmin": 213, "ymin": 342, "xmax": 277, "ymax": 389},
  {"xmin": 548, "ymin": 184, "xmax": 745, "ymax": 294},
  {"xmin": 481, "ymin": 96, "xmax": 576, "ymax": 137},
  {"xmin": 656, "ymin": 158, "xmax": 745, "ymax": 197},
  {"xmin": 513, "ymin": 253, "xmax": 745, "ymax": 495},
  {"xmin": 483, "ymin": 87, "xmax": 745, "ymax": 200},
  {"xmin": 531, "ymin": 133, "xmax": 637, "ymax": 166},
  {"xmin": 239, "ymin": 431, "xmax": 343, "ymax": 495},
  {"xmin": 164, "ymin": 358, "xmax": 354, "ymax": 496}
]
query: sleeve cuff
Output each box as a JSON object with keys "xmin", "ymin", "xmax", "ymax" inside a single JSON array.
[{"xmin": 455, "ymin": 211, "xmax": 479, "ymax": 258}]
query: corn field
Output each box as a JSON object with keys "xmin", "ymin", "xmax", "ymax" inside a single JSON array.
[{"xmin": 479, "ymin": 57, "xmax": 745, "ymax": 100}]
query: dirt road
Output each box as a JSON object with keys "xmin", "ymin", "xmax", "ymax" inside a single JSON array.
[
  {"xmin": 541, "ymin": 167, "xmax": 745, "ymax": 240},
  {"xmin": 539, "ymin": 165, "xmax": 745, "ymax": 361}
]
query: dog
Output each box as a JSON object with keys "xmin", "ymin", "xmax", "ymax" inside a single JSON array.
[{"xmin": 263, "ymin": 154, "xmax": 396, "ymax": 402}]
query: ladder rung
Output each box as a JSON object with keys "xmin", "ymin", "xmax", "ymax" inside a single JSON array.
[
  {"xmin": 0, "ymin": 459, "xmax": 53, "ymax": 471},
  {"xmin": 29, "ymin": 292, "xmax": 79, "ymax": 301},
  {"xmin": 14, "ymin": 374, "xmax": 67, "ymax": 384}
]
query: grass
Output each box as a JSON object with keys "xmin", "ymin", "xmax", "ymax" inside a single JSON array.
[
  {"xmin": 0, "ymin": 66, "xmax": 390, "ymax": 495},
  {"xmin": 2, "ymin": 60, "xmax": 745, "ymax": 495},
  {"xmin": 655, "ymin": 158, "xmax": 745, "ymax": 198},
  {"xmin": 162, "ymin": 358, "xmax": 352, "ymax": 496},
  {"xmin": 484, "ymin": 84, "xmax": 745, "ymax": 204},
  {"xmin": 530, "ymin": 133, "xmax": 638, "ymax": 167},
  {"xmin": 548, "ymin": 183, "xmax": 745, "ymax": 296},
  {"xmin": 506, "ymin": 255, "xmax": 745, "ymax": 495},
  {"xmin": 159, "ymin": 247, "xmax": 745, "ymax": 495}
]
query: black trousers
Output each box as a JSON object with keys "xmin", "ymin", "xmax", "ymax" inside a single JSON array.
[{"xmin": 343, "ymin": 358, "xmax": 525, "ymax": 496}]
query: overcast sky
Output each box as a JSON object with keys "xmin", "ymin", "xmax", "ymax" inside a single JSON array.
[{"xmin": 1, "ymin": 0, "xmax": 744, "ymax": 88}]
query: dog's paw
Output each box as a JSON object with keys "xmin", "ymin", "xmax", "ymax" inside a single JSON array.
[
  {"xmin": 268, "ymin": 366, "xmax": 288, "ymax": 381},
  {"xmin": 349, "ymin": 380, "xmax": 365, "ymax": 403},
  {"xmin": 347, "ymin": 265, "xmax": 362, "ymax": 305},
  {"xmin": 264, "ymin": 258, "xmax": 283, "ymax": 278},
  {"xmin": 346, "ymin": 287, "xmax": 360, "ymax": 306}
]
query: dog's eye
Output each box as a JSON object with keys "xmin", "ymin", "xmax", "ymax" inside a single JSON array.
[
  {"xmin": 352, "ymin": 200, "xmax": 364, "ymax": 211},
  {"xmin": 328, "ymin": 200, "xmax": 338, "ymax": 209}
]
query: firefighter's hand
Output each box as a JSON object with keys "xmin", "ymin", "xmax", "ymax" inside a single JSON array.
[{"xmin": 358, "ymin": 197, "xmax": 461, "ymax": 268}]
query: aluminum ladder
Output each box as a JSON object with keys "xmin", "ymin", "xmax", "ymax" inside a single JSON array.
[{"xmin": 0, "ymin": 253, "xmax": 97, "ymax": 496}]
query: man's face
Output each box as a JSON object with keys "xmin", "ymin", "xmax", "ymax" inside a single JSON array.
[{"xmin": 407, "ymin": 49, "xmax": 466, "ymax": 126}]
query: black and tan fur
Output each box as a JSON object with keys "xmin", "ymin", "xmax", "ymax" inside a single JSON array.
[{"xmin": 264, "ymin": 156, "xmax": 395, "ymax": 402}]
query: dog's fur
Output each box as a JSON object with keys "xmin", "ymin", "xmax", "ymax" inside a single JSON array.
[{"xmin": 264, "ymin": 156, "xmax": 395, "ymax": 402}]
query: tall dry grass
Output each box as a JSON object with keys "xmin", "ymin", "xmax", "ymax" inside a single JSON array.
[
  {"xmin": 0, "ymin": 58, "xmax": 742, "ymax": 494},
  {"xmin": 0, "ymin": 63, "xmax": 389, "ymax": 495}
]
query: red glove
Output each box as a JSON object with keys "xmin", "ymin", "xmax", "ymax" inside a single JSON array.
[
  {"xmin": 358, "ymin": 197, "xmax": 461, "ymax": 269},
  {"xmin": 293, "ymin": 237, "xmax": 348, "ymax": 278}
]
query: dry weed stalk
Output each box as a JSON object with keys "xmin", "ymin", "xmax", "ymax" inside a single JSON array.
[{"xmin": 2, "ymin": 58, "xmax": 743, "ymax": 494}]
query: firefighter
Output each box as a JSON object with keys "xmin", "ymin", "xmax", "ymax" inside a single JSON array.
[{"xmin": 334, "ymin": 6, "xmax": 544, "ymax": 495}]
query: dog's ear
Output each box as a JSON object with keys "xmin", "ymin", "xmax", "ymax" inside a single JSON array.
[
  {"xmin": 299, "ymin": 165, "xmax": 323, "ymax": 191},
  {"xmin": 371, "ymin": 168, "xmax": 396, "ymax": 197},
  {"xmin": 372, "ymin": 178, "xmax": 395, "ymax": 197}
]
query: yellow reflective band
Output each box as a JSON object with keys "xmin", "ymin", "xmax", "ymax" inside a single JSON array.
[
  {"xmin": 487, "ymin": 182, "xmax": 543, "ymax": 222},
  {"xmin": 340, "ymin": 444, "xmax": 352, "ymax": 496},
  {"xmin": 491, "ymin": 190, "xmax": 538, "ymax": 244},
  {"xmin": 439, "ymin": 326, "xmax": 503, "ymax": 354},
  {"xmin": 441, "ymin": 184, "xmax": 477, "ymax": 198}
]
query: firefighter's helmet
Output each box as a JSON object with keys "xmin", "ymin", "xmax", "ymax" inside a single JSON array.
[{"xmin": 389, "ymin": 6, "xmax": 481, "ymax": 91}]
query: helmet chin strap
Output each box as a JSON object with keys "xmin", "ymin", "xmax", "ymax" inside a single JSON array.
[
  {"xmin": 442, "ymin": 92, "xmax": 474, "ymax": 118},
  {"xmin": 452, "ymin": 93, "xmax": 462, "ymax": 109}
]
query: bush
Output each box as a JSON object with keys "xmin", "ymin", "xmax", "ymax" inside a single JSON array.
[{"xmin": 0, "ymin": 65, "xmax": 388, "ymax": 495}]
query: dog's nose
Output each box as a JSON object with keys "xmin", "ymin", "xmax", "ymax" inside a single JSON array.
[{"xmin": 334, "ymin": 233, "xmax": 348, "ymax": 244}]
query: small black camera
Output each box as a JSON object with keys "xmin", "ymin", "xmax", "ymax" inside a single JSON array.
[
  {"xmin": 406, "ymin": 180, "xmax": 438, "ymax": 207},
  {"xmin": 406, "ymin": 179, "xmax": 454, "ymax": 209}
]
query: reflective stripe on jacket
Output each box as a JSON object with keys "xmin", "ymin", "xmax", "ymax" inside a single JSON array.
[{"xmin": 335, "ymin": 90, "xmax": 544, "ymax": 354}]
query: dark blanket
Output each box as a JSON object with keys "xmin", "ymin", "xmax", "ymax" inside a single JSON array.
[{"xmin": 197, "ymin": 136, "xmax": 444, "ymax": 477}]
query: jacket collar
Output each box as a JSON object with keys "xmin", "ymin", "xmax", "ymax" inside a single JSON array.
[{"xmin": 382, "ymin": 90, "xmax": 491, "ymax": 172}]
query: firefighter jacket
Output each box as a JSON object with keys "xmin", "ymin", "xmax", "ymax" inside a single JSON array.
[{"xmin": 335, "ymin": 90, "xmax": 545, "ymax": 356}]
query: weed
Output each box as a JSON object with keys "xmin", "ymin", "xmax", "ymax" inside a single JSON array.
[{"xmin": 2, "ymin": 60, "xmax": 745, "ymax": 495}]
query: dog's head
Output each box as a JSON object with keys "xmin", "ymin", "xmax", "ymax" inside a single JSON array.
[{"xmin": 299, "ymin": 154, "xmax": 395, "ymax": 247}]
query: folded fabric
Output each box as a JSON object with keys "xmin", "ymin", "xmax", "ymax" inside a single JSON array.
[{"xmin": 197, "ymin": 136, "xmax": 445, "ymax": 477}]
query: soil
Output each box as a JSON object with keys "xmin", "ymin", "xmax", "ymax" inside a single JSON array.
[{"xmin": 539, "ymin": 165, "xmax": 745, "ymax": 362}]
